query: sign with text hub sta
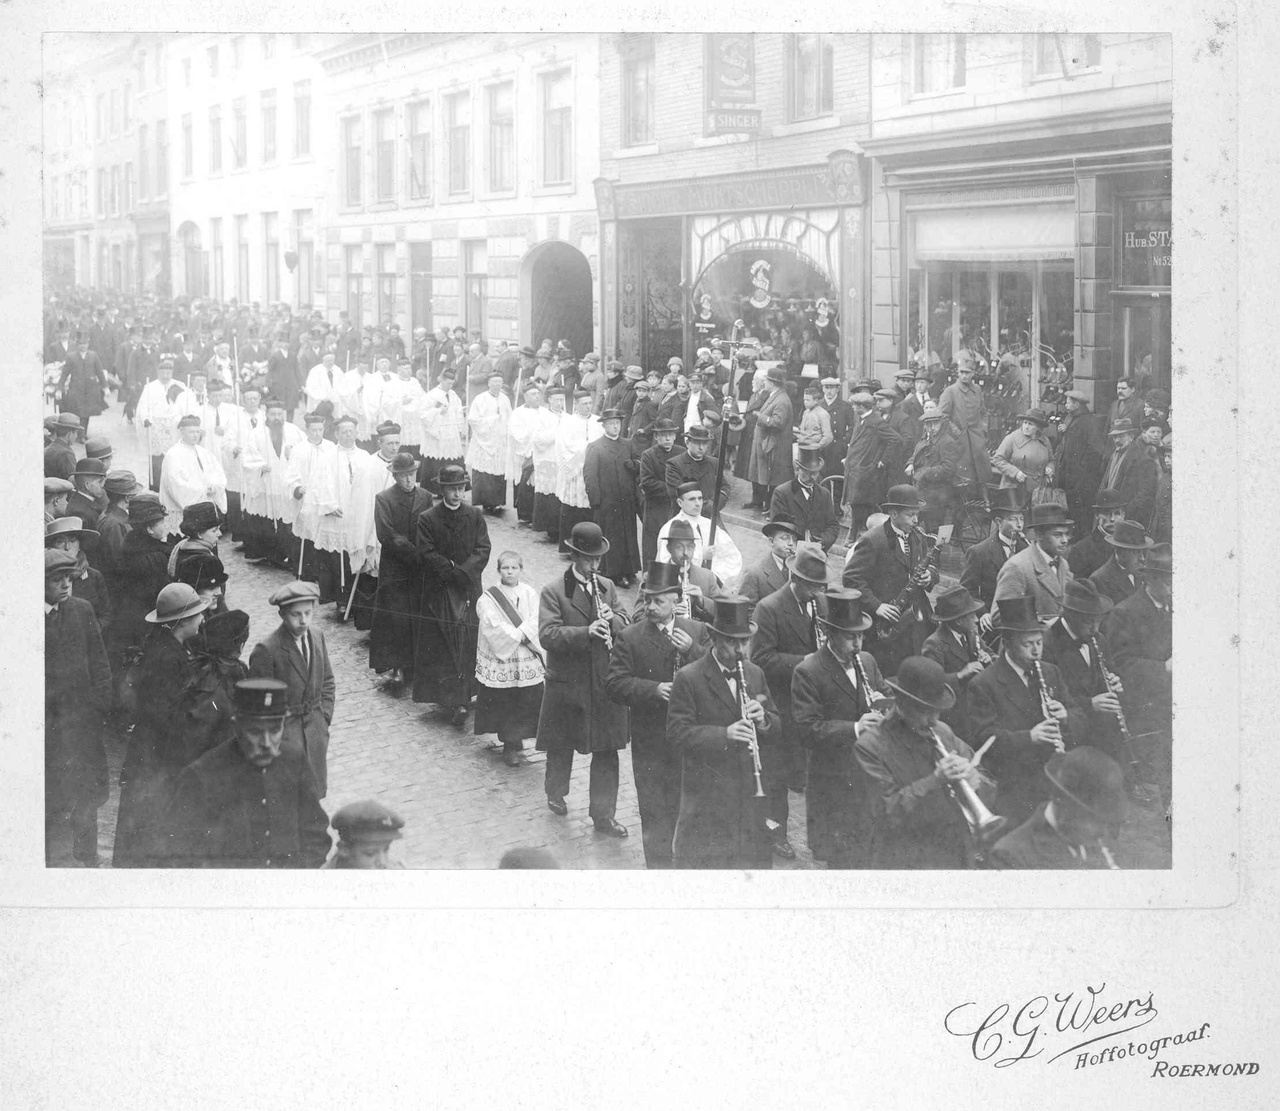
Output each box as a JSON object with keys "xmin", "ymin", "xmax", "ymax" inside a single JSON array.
[{"xmin": 707, "ymin": 109, "xmax": 762, "ymax": 136}]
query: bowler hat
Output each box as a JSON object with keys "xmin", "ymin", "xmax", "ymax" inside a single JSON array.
[
  {"xmin": 267, "ymin": 580, "xmax": 321, "ymax": 608},
  {"xmin": 1019, "ymin": 408, "xmax": 1050, "ymax": 427},
  {"xmin": 331, "ymin": 799, "xmax": 405, "ymax": 842},
  {"xmin": 708, "ymin": 595, "xmax": 756, "ymax": 638},
  {"xmin": 176, "ymin": 554, "xmax": 229, "ymax": 591},
  {"xmin": 44, "ymin": 548, "xmax": 78, "ymax": 576},
  {"xmin": 128, "ymin": 495, "xmax": 168, "ymax": 526},
  {"xmin": 685, "ymin": 425, "xmax": 712, "ymax": 443},
  {"xmin": 885, "ymin": 656, "xmax": 956, "ymax": 711},
  {"xmin": 762, "ymin": 514, "xmax": 800, "ymax": 539},
  {"xmin": 565, "ymin": 521, "xmax": 610, "ymax": 557},
  {"xmin": 1061, "ymin": 579, "xmax": 1114, "ymax": 618},
  {"xmin": 436, "ymin": 463, "xmax": 468, "ymax": 487},
  {"xmin": 1027, "ymin": 503, "xmax": 1073, "ymax": 529},
  {"xmin": 84, "ymin": 436, "xmax": 113, "ymax": 460},
  {"xmin": 817, "ymin": 589, "xmax": 873, "ymax": 633},
  {"xmin": 104, "ymin": 470, "xmax": 143, "ymax": 498},
  {"xmin": 72, "ymin": 457, "xmax": 108, "ymax": 479},
  {"xmin": 765, "ymin": 366, "xmax": 786, "ymax": 385},
  {"xmin": 882, "ymin": 484, "xmax": 925, "ymax": 510},
  {"xmin": 45, "ymin": 516, "xmax": 99, "ymax": 545},
  {"xmin": 992, "ymin": 595, "xmax": 1042, "ymax": 633},
  {"xmin": 796, "ymin": 447, "xmax": 825, "ymax": 471},
  {"xmin": 1092, "ymin": 487, "xmax": 1129, "ymax": 511},
  {"xmin": 388, "ymin": 452, "xmax": 418, "ymax": 476},
  {"xmin": 1105, "ymin": 520, "xmax": 1154, "ymax": 550},
  {"xmin": 786, "ymin": 543, "xmax": 830, "ymax": 584},
  {"xmin": 52, "ymin": 412, "xmax": 82, "ymax": 431},
  {"xmin": 145, "ymin": 582, "xmax": 212, "ymax": 624},
  {"xmin": 988, "ymin": 487, "xmax": 1026, "ymax": 516},
  {"xmin": 652, "ymin": 417, "xmax": 678, "ymax": 434},
  {"xmin": 641, "ymin": 561, "xmax": 684, "ymax": 596},
  {"xmin": 1045, "ymin": 747, "xmax": 1129, "ymax": 824},
  {"xmin": 1107, "ymin": 418, "xmax": 1139, "ymax": 437},
  {"xmin": 933, "ymin": 585, "xmax": 984, "ymax": 622},
  {"xmin": 180, "ymin": 501, "xmax": 222, "ymax": 536},
  {"xmin": 1142, "ymin": 543, "xmax": 1172, "ymax": 576},
  {"xmin": 232, "ymin": 678, "xmax": 289, "ymax": 721},
  {"xmin": 664, "ymin": 518, "xmax": 697, "ymax": 544}
]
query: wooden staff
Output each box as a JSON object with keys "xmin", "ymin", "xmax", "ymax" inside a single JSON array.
[{"xmin": 343, "ymin": 571, "xmax": 361, "ymax": 622}]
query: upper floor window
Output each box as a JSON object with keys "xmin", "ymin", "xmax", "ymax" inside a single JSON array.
[
  {"xmin": 375, "ymin": 108, "xmax": 396, "ymax": 200},
  {"xmin": 261, "ymin": 89, "xmax": 277, "ymax": 162},
  {"xmin": 407, "ymin": 99, "xmax": 432, "ymax": 202},
  {"xmin": 487, "ymin": 82, "xmax": 515, "ymax": 192},
  {"xmin": 913, "ymin": 34, "xmax": 966, "ymax": 94},
  {"xmin": 789, "ymin": 34, "xmax": 834, "ymax": 120},
  {"xmin": 261, "ymin": 33, "xmax": 276, "ymax": 60},
  {"xmin": 343, "ymin": 115, "xmax": 363, "ymax": 204},
  {"xmin": 1035, "ymin": 33, "xmax": 1102, "ymax": 76},
  {"xmin": 231, "ymin": 97, "xmax": 247, "ymax": 168},
  {"xmin": 207, "ymin": 45, "xmax": 219, "ymax": 78},
  {"xmin": 621, "ymin": 35, "xmax": 655, "ymax": 146},
  {"xmin": 231, "ymin": 35, "xmax": 244, "ymax": 70},
  {"xmin": 446, "ymin": 92, "xmax": 471, "ymax": 195},
  {"xmin": 182, "ymin": 57, "xmax": 192, "ymax": 86},
  {"xmin": 209, "ymin": 105, "xmax": 223, "ymax": 173},
  {"xmin": 294, "ymin": 81, "xmax": 312, "ymax": 157},
  {"xmin": 540, "ymin": 70, "xmax": 572, "ymax": 187}
]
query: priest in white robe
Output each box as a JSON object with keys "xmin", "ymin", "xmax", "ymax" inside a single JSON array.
[
  {"xmin": 159, "ymin": 415, "xmax": 228, "ymax": 537},
  {"xmin": 135, "ymin": 355, "xmax": 188, "ymax": 491},
  {"xmin": 286, "ymin": 411, "xmax": 342, "ymax": 597},
  {"xmin": 532, "ymin": 385, "xmax": 567, "ymax": 538},
  {"xmin": 240, "ymin": 394, "xmax": 305, "ymax": 567},
  {"xmin": 343, "ymin": 418, "xmax": 398, "ymax": 629},
  {"xmin": 378, "ymin": 361, "xmax": 429, "ymax": 457},
  {"xmin": 303, "ymin": 351, "xmax": 344, "ymax": 437},
  {"xmin": 418, "ymin": 367, "xmax": 466, "ymax": 491},
  {"xmin": 465, "ymin": 372, "xmax": 512, "ymax": 510},
  {"xmin": 505, "ymin": 379, "xmax": 546, "ymax": 524},
  {"xmin": 554, "ymin": 388, "xmax": 602, "ymax": 552}
]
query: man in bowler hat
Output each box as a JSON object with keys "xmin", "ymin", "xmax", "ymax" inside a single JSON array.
[{"xmin": 994, "ymin": 502, "xmax": 1076, "ymax": 624}]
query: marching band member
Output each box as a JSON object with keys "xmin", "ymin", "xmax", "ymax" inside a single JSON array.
[
  {"xmin": 1088, "ymin": 519, "xmax": 1151, "ymax": 606},
  {"xmin": 993, "ymin": 503, "xmax": 1075, "ymax": 624},
  {"xmin": 738, "ymin": 513, "xmax": 799, "ymax": 605},
  {"xmin": 921, "ymin": 585, "xmax": 989, "ymax": 743},
  {"xmin": 1065, "ymin": 487, "xmax": 1129, "ymax": 579},
  {"xmin": 768, "ymin": 447, "xmax": 838, "ymax": 552},
  {"xmin": 959, "ymin": 487, "xmax": 1026, "ymax": 619}
]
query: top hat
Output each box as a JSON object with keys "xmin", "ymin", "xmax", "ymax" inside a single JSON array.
[
  {"xmin": 436, "ymin": 463, "xmax": 468, "ymax": 487},
  {"xmin": 664, "ymin": 518, "xmax": 697, "ymax": 544},
  {"xmin": 762, "ymin": 514, "xmax": 800, "ymax": 539},
  {"xmin": 180, "ymin": 501, "xmax": 222, "ymax": 536},
  {"xmin": 685, "ymin": 425, "xmax": 712, "ymax": 443},
  {"xmin": 72, "ymin": 457, "xmax": 108, "ymax": 479},
  {"xmin": 84, "ymin": 437, "xmax": 113, "ymax": 460},
  {"xmin": 765, "ymin": 366, "xmax": 786, "ymax": 385},
  {"xmin": 1061, "ymin": 579, "xmax": 1114, "ymax": 618},
  {"xmin": 145, "ymin": 582, "xmax": 212, "ymax": 625},
  {"xmin": 1092, "ymin": 487, "xmax": 1129, "ymax": 511},
  {"xmin": 128, "ymin": 495, "xmax": 168, "ymax": 526},
  {"xmin": 232, "ymin": 678, "xmax": 289, "ymax": 721},
  {"xmin": 1105, "ymin": 520, "xmax": 1154, "ymax": 550},
  {"xmin": 45, "ymin": 548, "xmax": 78, "ymax": 576},
  {"xmin": 641, "ymin": 561, "xmax": 684, "ymax": 596},
  {"xmin": 1142, "ymin": 543, "xmax": 1172, "ymax": 576},
  {"xmin": 388, "ymin": 452, "xmax": 418, "ymax": 476},
  {"xmin": 881, "ymin": 484, "xmax": 925, "ymax": 510},
  {"xmin": 987, "ymin": 486, "xmax": 1026, "ymax": 516},
  {"xmin": 45, "ymin": 516, "xmax": 99, "ymax": 545},
  {"xmin": 786, "ymin": 543, "xmax": 830, "ymax": 584},
  {"xmin": 331, "ymin": 799, "xmax": 405, "ymax": 843},
  {"xmin": 1044, "ymin": 747, "xmax": 1129, "ymax": 824},
  {"xmin": 795, "ymin": 447, "xmax": 825, "ymax": 471},
  {"xmin": 707, "ymin": 595, "xmax": 756, "ymax": 638},
  {"xmin": 104, "ymin": 470, "xmax": 143, "ymax": 498},
  {"xmin": 992, "ymin": 595, "xmax": 1042, "ymax": 633},
  {"xmin": 652, "ymin": 417, "xmax": 678, "ymax": 434},
  {"xmin": 1027, "ymin": 503, "xmax": 1073, "ymax": 529},
  {"xmin": 565, "ymin": 521, "xmax": 611, "ymax": 557},
  {"xmin": 1107, "ymin": 417, "xmax": 1139, "ymax": 437},
  {"xmin": 1018, "ymin": 408, "xmax": 1050, "ymax": 427},
  {"xmin": 817, "ymin": 589, "xmax": 873, "ymax": 633},
  {"xmin": 885, "ymin": 656, "xmax": 956, "ymax": 711},
  {"xmin": 933, "ymin": 585, "xmax": 984, "ymax": 622}
]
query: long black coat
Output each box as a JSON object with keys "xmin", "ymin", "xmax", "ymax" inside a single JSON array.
[
  {"xmin": 370, "ymin": 484, "xmax": 433, "ymax": 673},
  {"xmin": 1097, "ymin": 441, "xmax": 1158, "ymax": 526},
  {"xmin": 161, "ymin": 740, "xmax": 331, "ymax": 868},
  {"xmin": 59, "ymin": 350, "xmax": 109, "ymax": 420},
  {"xmin": 606, "ymin": 616, "xmax": 710, "ymax": 750},
  {"xmin": 45, "ymin": 597, "xmax": 112, "ymax": 818},
  {"xmin": 1042, "ymin": 619, "xmax": 1126, "ymax": 769},
  {"xmin": 843, "ymin": 521, "xmax": 939, "ymax": 671},
  {"xmin": 921, "ymin": 625, "xmax": 981, "ymax": 742},
  {"xmin": 113, "ymin": 529, "xmax": 174, "ymax": 655},
  {"xmin": 667, "ymin": 651, "xmax": 780, "ymax": 869},
  {"xmin": 769, "ymin": 481, "xmax": 839, "ymax": 552},
  {"xmin": 750, "ymin": 584, "xmax": 825, "ymax": 722},
  {"xmin": 1053, "ymin": 410, "xmax": 1105, "ymax": 527},
  {"xmin": 1088, "ymin": 556, "xmax": 1140, "ymax": 606},
  {"xmin": 584, "ymin": 434, "xmax": 641, "ymax": 581},
  {"xmin": 638, "ymin": 442, "xmax": 678, "ymax": 565},
  {"xmin": 791, "ymin": 646, "xmax": 885, "ymax": 864},
  {"xmin": 1065, "ymin": 528, "xmax": 1112, "ymax": 580},
  {"xmin": 536, "ymin": 570, "xmax": 629, "ymax": 754},
  {"xmin": 842, "ymin": 411, "xmax": 901, "ymax": 507},
  {"xmin": 1104, "ymin": 587, "xmax": 1171, "ymax": 740}
]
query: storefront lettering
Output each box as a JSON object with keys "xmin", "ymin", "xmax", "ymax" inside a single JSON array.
[
  {"xmin": 1123, "ymin": 230, "xmax": 1173, "ymax": 248},
  {"xmin": 612, "ymin": 166, "xmax": 859, "ymax": 220}
]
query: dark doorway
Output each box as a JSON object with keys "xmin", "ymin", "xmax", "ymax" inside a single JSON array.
[{"xmin": 525, "ymin": 242, "xmax": 592, "ymax": 358}]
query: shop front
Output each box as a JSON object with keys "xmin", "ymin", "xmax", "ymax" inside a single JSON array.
[{"xmin": 594, "ymin": 155, "xmax": 867, "ymax": 377}]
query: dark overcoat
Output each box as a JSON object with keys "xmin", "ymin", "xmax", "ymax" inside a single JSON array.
[
  {"xmin": 843, "ymin": 520, "xmax": 939, "ymax": 669},
  {"xmin": 664, "ymin": 450, "xmax": 725, "ymax": 510},
  {"xmin": 114, "ymin": 528, "xmax": 174, "ymax": 656},
  {"xmin": 45, "ymin": 596, "xmax": 112, "ymax": 819},
  {"xmin": 583, "ymin": 434, "xmax": 642, "ymax": 581},
  {"xmin": 842, "ymin": 412, "xmax": 901, "ymax": 507},
  {"xmin": 59, "ymin": 350, "xmax": 109, "ymax": 421},
  {"xmin": 921, "ymin": 625, "xmax": 981, "ymax": 743},
  {"xmin": 1104, "ymin": 587, "xmax": 1171, "ymax": 740},
  {"xmin": 747, "ymin": 386, "xmax": 795, "ymax": 488},
  {"xmin": 535, "ymin": 570, "xmax": 629, "ymax": 754},
  {"xmin": 1065, "ymin": 528, "xmax": 1112, "ymax": 580},
  {"xmin": 768, "ymin": 481, "xmax": 838, "ymax": 551},
  {"xmin": 638, "ymin": 442, "xmax": 678, "ymax": 565},
  {"xmin": 370, "ymin": 483, "xmax": 433, "ymax": 673},
  {"xmin": 989, "ymin": 802, "xmax": 1118, "ymax": 869},
  {"xmin": 1088, "ymin": 556, "xmax": 1139, "ymax": 606},
  {"xmin": 750, "ymin": 584, "xmax": 825, "ymax": 721},
  {"xmin": 1098, "ymin": 441, "xmax": 1158, "ymax": 526},
  {"xmin": 738, "ymin": 553, "xmax": 788, "ymax": 606},
  {"xmin": 68, "ymin": 489, "xmax": 109, "ymax": 533},
  {"xmin": 1041, "ymin": 619, "xmax": 1126, "ymax": 769},
  {"xmin": 1053, "ymin": 410, "xmax": 1105, "ymax": 527},
  {"xmin": 960, "ymin": 532, "xmax": 1027, "ymax": 612},
  {"xmin": 45, "ymin": 441, "xmax": 76, "ymax": 480}
]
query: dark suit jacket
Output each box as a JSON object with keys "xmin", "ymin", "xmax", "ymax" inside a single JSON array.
[
  {"xmin": 843, "ymin": 521, "xmax": 939, "ymax": 621},
  {"xmin": 664, "ymin": 450, "xmax": 726, "ymax": 510},
  {"xmin": 738, "ymin": 553, "xmax": 788, "ymax": 606},
  {"xmin": 750, "ymin": 584, "xmax": 825, "ymax": 719},
  {"xmin": 1065, "ymin": 528, "xmax": 1112, "ymax": 580},
  {"xmin": 769, "ymin": 481, "xmax": 838, "ymax": 552},
  {"xmin": 1104, "ymin": 587, "xmax": 1171, "ymax": 737},
  {"xmin": 842, "ymin": 412, "xmax": 901, "ymax": 506},
  {"xmin": 606, "ymin": 616, "xmax": 709, "ymax": 749},
  {"xmin": 68, "ymin": 488, "xmax": 108, "ymax": 533},
  {"xmin": 248, "ymin": 624, "xmax": 335, "ymax": 797},
  {"xmin": 45, "ymin": 441, "xmax": 76, "ymax": 480},
  {"xmin": 1088, "ymin": 556, "xmax": 1139, "ymax": 606},
  {"xmin": 959, "ymin": 532, "xmax": 1026, "ymax": 612},
  {"xmin": 45, "ymin": 596, "xmax": 112, "ymax": 814},
  {"xmin": 921, "ymin": 625, "xmax": 980, "ymax": 741},
  {"xmin": 990, "ymin": 802, "xmax": 1116, "ymax": 869},
  {"xmin": 1042, "ymin": 619, "xmax": 1125, "ymax": 765},
  {"xmin": 1099, "ymin": 441, "xmax": 1158, "ymax": 525}
]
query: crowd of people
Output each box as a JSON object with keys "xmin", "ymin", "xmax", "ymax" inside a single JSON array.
[{"xmin": 41, "ymin": 287, "xmax": 1173, "ymax": 870}]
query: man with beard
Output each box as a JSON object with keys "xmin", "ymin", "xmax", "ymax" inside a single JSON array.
[
  {"xmin": 413, "ymin": 465, "xmax": 492, "ymax": 726},
  {"xmin": 584, "ymin": 407, "xmax": 642, "ymax": 587},
  {"xmin": 370, "ymin": 452, "xmax": 432, "ymax": 688},
  {"xmin": 465, "ymin": 372, "xmax": 513, "ymax": 513},
  {"xmin": 1097, "ymin": 418, "xmax": 1159, "ymax": 528},
  {"xmin": 1053, "ymin": 389, "xmax": 1106, "ymax": 540},
  {"xmin": 1064, "ymin": 487, "xmax": 1128, "ymax": 580},
  {"xmin": 639, "ymin": 417, "xmax": 680, "ymax": 565}
]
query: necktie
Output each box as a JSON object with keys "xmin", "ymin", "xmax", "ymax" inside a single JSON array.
[
  {"xmin": 807, "ymin": 598, "xmax": 820, "ymax": 649},
  {"xmin": 299, "ymin": 635, "xmax": 310, "ymax": 669}
]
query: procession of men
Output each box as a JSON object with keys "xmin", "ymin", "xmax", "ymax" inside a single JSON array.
[{"xmin": 41, "ymin": 290, "xmax": 1173, "ymax": 871}]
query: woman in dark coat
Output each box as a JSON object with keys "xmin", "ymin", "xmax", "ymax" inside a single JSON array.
[
  {"xmin": 111, "ymin": 495, "xmax": 174, "ymax": 675},
  {"xmin": 181, "ymin": 609, "xmax": 251, "ymax": 763},
  {"xmin": 113, "ymin": 583, "xmax": 211, "ymax": 867}
]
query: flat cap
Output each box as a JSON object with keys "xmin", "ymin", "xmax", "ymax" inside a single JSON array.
[
  {"xmin": 331, "ymin": 800, "xmax": 405, "ymax": 841},
  {"xmin": 104, "ymin": 470, "xmax": 143, "ymax": 497},
  {"xmin": 267, "ymin": 580, "xmax": 321, "ymax": 608},
  {"xmin": 44, "ymin": 548, "xmax": 78, "ymax": 576},
  {"xmin": 44, "ymin": 477, "xmax": 76, "ymax": 499}
]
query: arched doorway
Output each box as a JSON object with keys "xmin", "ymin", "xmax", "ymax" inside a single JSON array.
[
  {"xmin": 177, "ymin": 221, "xmax": 205, "ymax": 297},
  {"xmin": 521, "ymin": 242, "xmax": 593, "ymax": 360}
]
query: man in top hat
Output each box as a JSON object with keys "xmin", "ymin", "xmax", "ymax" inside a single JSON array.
[
  {"xmin": 921, "ymin": 585, "xmax": 990, "ymax": 743},
  {"xmin": 638, "ymin": 417, "xmax": 681, "ymax": 566},
  {"xmin": 739, "ymin": 514, "xmax": 799, "ymax": 605},
  {"xmin": 1103, "ymin": 543, "xmax": 1172, "ymax": 810},
  {"xmin": 1065, "ymin": 487, "xmax": 1129, "ymax": 580},
  {"xmin": 750, "ymin": 542, "xmax": 832, "ymax": 858},
  {"xmin": 1087, "ymin": 518, "xmax": 1152, "ymax": 607},
  {"xmin": 248, "ymin": 582, "xmax": 336, "ymax": 798},
  {"xmin": 792, "ymin": 589, "xmax": 889, "ymax": 867},
  {"xmin": 959, "ymin": 487, "xmax": 1028, "ymax": 617},
  {"xmin": 46, "ymin": 515, "xmax": 112, "ymax": 634},
  {"xmin": 582, "ymin": 406, "xmax": 642, "ymax": 586},
  {"xmin": 58, "ymin": 333, "xmax": 109, "ymax": 436},
  {"xmin": 843, "ymin": 484, "xmax": 940, "ymax": 676},
  {"xmin": 44, "ymin": 413, "xmax": 82, "ymax": 480},
  {"xmin": 1097, "ymin": 417, "xmax": 1158, "ymax": 527},
  {"xmin": 842, "ymin": 386, "xmax": 903, "ymax": 536},
  {"xmin": 323, "ymin": 800, "xmax": 406, "ymax": 869},
  {"xmin": 994, "ymin": 502, "xmax": 1076, "ymax": 623},
  {"xmin": 1054, "ymin": 389, "xmax": 1107, "ymax": 539},
  {"xmin": 854, "ymin": 656, "xmax": 992, "ymax": 869},
  {"xmin": 905, "ymin": 403, "xmax": 962, "ymax": 531},
  {"xmin": 819, "ymin": 377, "xmax": 855, "ymax": 478},
  {"xmin": 44, "ymin": 548, "xmax": 113, "ymax": 866},
  {"xmin": 163, "ymin": 678, "xmax": 332, "ymax": 868},
  {"xmin": 938, "ymin": 356, "xmax": 992, "ymax": 490},
  {"xmin": 240, "ymin": 395, "xmax": 305, "ymax": 566},
  {"xmin": 667, "ymin": 595, "xmax": 780, "ymax": 869},
  {"xmin": 370, "ymin": 452, "xmax": 433, "ymax": 688},
  {"xmin": 67, "ymin": 457, "xmax": 109, "ymax": 532},
  {"xmin": 412, "ymin": 464, "xmax": 491, "ymax": 725},
  {"xmin": 990, "ymin": 746, "xmax": 1127, "ymax": 869},
  {"xmin": 968, "ymin": 596, "xmax": 1085, "ymax": 825},
  {"xmin": 606, "ymin": 560, "xmax": 711, "ymax": 868},
  {"xmin": 769, "ymin": 446, "xmax": 839, "ymax": 552},
  {"xmin": 136, "ymin": 356, "xmax": 188, "ymax": 489},
  {"xmin": 746, "ymin": 365, "xmax": 795, "ymax": 508},
  {"xmin": 159, "ymin": 414, "xmax": 229, "ymax": 538},
  {"xmin": 555, "ymin": 388, "xmax": 603, "ymax": 551},
  {"xmin": 535, "ymin": 521, "xmax": 630, "ymax": 835}
]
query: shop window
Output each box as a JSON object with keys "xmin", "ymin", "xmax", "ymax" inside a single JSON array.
[
  {"xmin": 540, "ymin": 70, "xmax": 572, "ymax": 186},
  {"xmin": 789, "ymin": 34, "xmax": 834, "ymax": 121},
  {"xmin": 1035, "ymin": 33, "xmax": 1102, "ymax": 77},
  {"xmin": 913, "ymin": 33, "xmax": 966, "ymax": 94},
  {"xmin": 487, "ymin": 82, "xmax": 515, "ymax": 193},
  {"xmin": 621, "ymin": 36, "xmax": 655, "ymax": 146},
  {"xmin": 446, "ymin": 92, "xmax": 471, "ymax": 194},
  {"xmin": 407, "ymin": 100, "xmax": 432, "ymax": 201},
  {"xmin": 377, "ymin": 244, "xmax": 397, "ymax": 325}
]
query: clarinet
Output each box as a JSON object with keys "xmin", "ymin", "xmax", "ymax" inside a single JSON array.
[
  {"xmin": 1090, "ymin": 634, "xmax": 1141, "ymax": 780},
  {"xmin": 1031, "ymin": 660, "xmax": 1064, "ymax": 751},
  {"xmin": 735, "ymin": 661, "xmax": 767, "ymax": 798},
  {"xmin": 592, "ymin": 573, "xmax": 613, "ymax": 651},
  {"xmin": 851, "ymin": 651, "xmax": 892, "ymax": 713}
]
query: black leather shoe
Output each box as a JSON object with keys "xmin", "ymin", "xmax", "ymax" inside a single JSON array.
[
  {"xmin": 547, "ymin": 796, "xmax": 568, "ymax": 816},
  {"xmin": 503, "ymin": 750, "xmax": 521, "ymax": 767},
  {"xmin": 771, "ymin": 836, "xmax": 797, "ymax": 860},
  {"xmin": 450, "ymin": 706, "xmax": 468, "ymax": 726},
  {"xmin": 593, "ymin": 818, "xmax": 628, "ymax": 838}
]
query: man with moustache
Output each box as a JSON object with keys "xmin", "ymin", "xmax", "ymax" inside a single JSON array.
[
  {"xmin": 960, "ymin": 487, "xmax": 1028, "ymax": 618},
  {"xmin": 638, "ymin": 417, "xmax": 681, "ymax": 566},
  {"xmin": 1065, "ymin": 488, "xmax": 1129, "ymax": 580},
  {"xmin": 1088, "ymin": 519, "xmax": 1152, "ymax": 606},
  {"xmin": 1053, "ymin": 389, "xmax": 1107, "ymax": 540},
  {"xmin": 1097, "ymin": 418, "xmax": 1159, "ymax": 528},
  {"xmin": 994, "ymin": 503, "xmax": 1076, "ymax": 624}
]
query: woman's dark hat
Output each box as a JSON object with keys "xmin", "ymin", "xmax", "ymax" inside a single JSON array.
[
  {"xmin": 885, "ymin": 656, "xmax": 956, "ymax": 711},
  {"xmin": 180, "ymin": 500, "xmax": 222, "ymax": 536},
  {"xmin": 175, "ymin": 553, "xmax": 229, "ymax": 591},
  {"xmin": 1019, "ymin": 408, "xmax": 1050, "ymax": 427}
]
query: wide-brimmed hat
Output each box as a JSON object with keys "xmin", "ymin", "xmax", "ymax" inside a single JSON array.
[
  {"xmin": 45, "ymin": 516, "xmax": 99, "ymax": 545},
  {"xmin": 145, "ymin": 582, "xmax": 212, "ymax": 624},
  {"xmin": 817, "ymin": 589, "xmax": 872, "ymax": 633},
  {"xmin": 128, "ymin": 495, "xmax": 168, "ymax": 526},
  {"xmin": 1107, "ymin": 418, "xmax": 1139, "ymax": 437},
  {"xmin": 180, "ymin": 501, "xmax": 222, "ymax": 536},
  {"xmin": 641, "ymin": 561, "xmax": 684, "ymax": 596},
  {"xmin": 992, "ymin": 595, "xmax": 1042, "ymax": 633},
  {"xmin": 565, "ymin": 521, "xmax": 610, "ymax": 557},
  {"xmin": 232, "ymin": 678, "xmax": 289, "ymax": 722},
  {"xmin": 436, "ymin": 464, "xmax": 469, "ymax": 488},
  {"xmin": 651, "ymin": 417, "xmax": 678, "ymax": 434},
  {"xmin": 988, "ymin": 487, "xmax": 1026, "ymax": 516},
  {"xmin": 762, "ymin": 514, "xmax": 800, "ymax": 539},
  {"xmin": 1092, "ymin": 487, "xmax": 1129, "ymax": 511},
  {"xmin": 685, "ymin": 425, "xmax": 712, "ymax": 443},
  {"xmin": 708, "ymin": 595, "xmax": 756, "ymax": 638},
  {"xmin": 1142, "ymin": 543, "xmax": 1172, "ymax": 577},
  {"xmin": 881, "ymin": 484, "xmax": 925, "ymax": 510},
  {"xmin": 84, "ymin": 436, "xmax": 114, "ymax": 460},
  {"xmin": 664, "ymin": 518, "xmax": 697, "ymax": 544},
  {"xmin": 1105, "ymin": 520, "xmax": 1154, "ymax": 550},
  {"xmin": 387, "ymin": 452, "xmax": 418, "ymax": 476},
  {"xmin": 786, "ymin": 543, "xmax": 830, "ymax": 584},
  {"xmin": 45, "ymin": 548, "xmax": 78, "ymax": 576},
  {"xmin": 795, "ymin": 447, "xmax": 825, "ymax": 472},
  {"xmin": 1027, "ymin": 503, "xmax": 1073, "ymax": 529},
  {"xmin": 104, "ymin": 470, "xmax": 143, "ymax": 498},
  {"xmin": 1061, "ymin": 579, "xmax": 1114, "ymax": 618},
  {"xmin": 765, "ymin": 366, "xmax": 786, "ymax": 385},
  {"xmin": 885, "ymin": 656, "xmax": 956, "ymax": 711},
  {"xmin": 1045, "ymin": 747, "xmax": 1129, "ymax": 824},
  {"xmin": 1019, "ymin": 408, "xmax": 1050, "ymax": 427},
  {"xmin": 51, "ymin": 413, "xmax": 82, "ymax": 431},
  {"xmin": 933, "ymin": 585, "xmax": 984, "ymax": 622}
]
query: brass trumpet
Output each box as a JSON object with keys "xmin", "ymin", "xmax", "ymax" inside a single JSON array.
[
  {"xmin": 736, "ymin": 660, "xmax": 767, "ymax": 798},
  {"xmin": 930, "ymin": 729, "xmax": 1006, "ymax": 843}
]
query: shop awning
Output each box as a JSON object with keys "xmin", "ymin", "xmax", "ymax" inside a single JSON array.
[{"xmin": 912, "ymin": 203, "xmax": 1075, "ymax": 262}]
